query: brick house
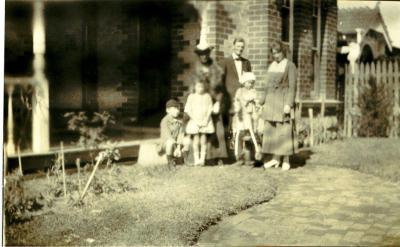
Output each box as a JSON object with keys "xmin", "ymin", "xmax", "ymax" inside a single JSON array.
[{"xmin": 4, "ymin": 0, "xmax": 338, "ymax": 154}]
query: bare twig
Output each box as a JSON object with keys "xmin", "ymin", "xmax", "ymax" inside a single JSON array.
[
  {"xmin": 308, "ymin": 108, "xmax": 314, "ymax": 147},
  {"xmin": 76, "ymin": 158, "xmax": 81, "ymax": 193},
  {"xmin": 4, "ymin": 148, "xmax": 8, "ymax": 176},
  {"xmin": 80, "ymin": 152, "xmax": 105, "ymax": 201},
  {"xmin": 60, "ymin": 142, "xmax": 67, "ymax": 199},
  {"xmin": 17, "ymin": 146, "xmax": 23, "ymax": 176}
]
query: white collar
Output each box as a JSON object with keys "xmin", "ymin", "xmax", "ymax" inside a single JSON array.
[
  {"xmin": 269, "ymin": 58, "xmax": 288, "ymax": 72},
  {"xmin": 232, "ymin": 53, "xmax": 241, "ymax": 60}
]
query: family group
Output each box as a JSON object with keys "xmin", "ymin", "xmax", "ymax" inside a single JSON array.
[{"xmin": 158, "ymin": 38, "xmax": 297, "ymax": 171}]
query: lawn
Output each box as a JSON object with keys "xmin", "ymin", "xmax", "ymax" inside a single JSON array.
[
  {"xmin": 6, "ymin": 165, "xmax": 276, "ymax": 246},
  {"xmin": 309, "ymin": 138, "xmax": 400, "ymax": 183}
]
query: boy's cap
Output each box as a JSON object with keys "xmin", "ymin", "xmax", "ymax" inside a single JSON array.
[
  {"xmin": 166, "ymin": 99, "xmax": 180, "ymax": 108},
  {"xmin": 239, "ymin": 72, "xmax": 256, "ymax": 84}
]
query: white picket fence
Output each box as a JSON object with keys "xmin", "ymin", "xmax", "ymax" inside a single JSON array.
[{"xmin": 344, "ymin": 60, "xmax": 400, "ymax": 137}]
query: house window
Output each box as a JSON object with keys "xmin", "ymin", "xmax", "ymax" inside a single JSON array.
[
  {"xmin": 311, "ymin": 0, "xmax": 321, "ymax": 98},
  {"xmin": 280, "ymin": 0, "xmax": 293, "ymax": 60},
  {"xmin": 281, "ymin": 0, "xmax": 290, "ymax": 43}
]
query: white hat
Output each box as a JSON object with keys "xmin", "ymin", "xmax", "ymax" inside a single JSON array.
[
  {"xmin": 195, "ymin": 39, "xmax": 214, "ymax": 53},
  {"xmin": 239, "ymin": 72, "xmax": 256, "ymax": 84}
]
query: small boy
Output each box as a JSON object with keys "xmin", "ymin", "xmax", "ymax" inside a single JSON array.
[{"xmin": 159, "ymin": 99, "xmax": 189, "ymax": 166}]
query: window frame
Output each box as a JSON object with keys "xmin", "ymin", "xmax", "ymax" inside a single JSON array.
[
  {"xmin": 280, "ymin": 0, "xmax": 294, "ymax": 60},
  {"xmin": 311, "ymin": 0, "xmax": 321, "ymax": 99}
]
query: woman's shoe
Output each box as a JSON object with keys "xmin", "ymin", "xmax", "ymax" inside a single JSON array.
[
  {"xmin": 264, "ymin": 159, "xmax": 279, "ymax": 169},
  {"xmin": 282, "ymin": 162, "xmax": 290, "ymax": 171}
]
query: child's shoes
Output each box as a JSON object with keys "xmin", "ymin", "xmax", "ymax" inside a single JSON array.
[
  {"xmin": 282, "ymin": 162, "xmax": 291, "ymax": 171},
  {"xmin": 264, "ymin": 159, "xmax": 279, "ymax": 169}
]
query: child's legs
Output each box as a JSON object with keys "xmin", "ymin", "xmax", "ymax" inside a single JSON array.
[
  {"xmin": 199, "ymin": 134, "xmax": 207, "ymax": 164},
  {"xmin": 182, "ymin": 136, "xmax": 191, "ymax": 152},
  {"xmin": 165, "ymin": 139, "xmax": 175, "ymax": 156},
  {"xmin": 234, "ymin": 131, "xmax": 241, "ymax": 157},
  {"xmin": 200, "ymin": 134, "xmax": 207, "ymax": 154},
  {"xmin": 192, "ymin": 134, "xmax": 200, "ymax": 154}
]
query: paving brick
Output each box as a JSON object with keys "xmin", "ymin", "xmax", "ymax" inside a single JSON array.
[{"xmin": 198, "ymin": 165, "xmax": 400, "ymax": 246}]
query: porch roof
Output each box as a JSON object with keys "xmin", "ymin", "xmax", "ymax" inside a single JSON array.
[{"xmin": 338, "ymin": 6, "xmax": 392, "ymax": 51}]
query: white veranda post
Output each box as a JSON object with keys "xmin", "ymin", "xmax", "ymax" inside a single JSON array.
[
  {"xmin": 6, "ymin": 85, "xmax": 16, "ymax": 155},
  {"xmin": 32, "ymin": 0, "xmax": 50, "ymax": 153}
]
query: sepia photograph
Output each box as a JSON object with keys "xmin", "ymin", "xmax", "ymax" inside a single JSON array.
[{"xmin": 2, "ymin": 0, "xmax": 400, "ymax": 245}]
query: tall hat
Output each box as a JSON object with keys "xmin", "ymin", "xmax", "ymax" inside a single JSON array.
[
  {"xmin": 195, "ymin": 3, "xmax": 214, "ymax": 54},
  {"xmin": 239, "ymin": 72, "xmax": 256, "ymax": 84}
]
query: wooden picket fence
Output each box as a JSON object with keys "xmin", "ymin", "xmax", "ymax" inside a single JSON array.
[{"xmin": 344, "ymin": 59, "xmax": 400, "ymax": 138}]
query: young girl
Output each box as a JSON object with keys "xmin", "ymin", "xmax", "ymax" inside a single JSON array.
[
  {"xmin": 232, "ymin": 72, "xmax": 261, "ymax": 161},
  {"xmin": 184, "ymin": 80, "xmax": 215, "ymax": 165}
]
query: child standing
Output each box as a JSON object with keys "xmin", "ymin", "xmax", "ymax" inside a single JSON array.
[
  {"xmin": 184, "ymin": 80, "xmax": 215, "ymax": 165},
  {"xmin": 232, "ymin": 72, "xmax": 261, "ymax": 161},
  {"xmin": 159, "ymin": 99, "xmax": 189, "ymax": 166}
]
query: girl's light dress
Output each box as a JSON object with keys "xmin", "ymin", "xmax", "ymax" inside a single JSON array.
[{"xmin": 184, "ymin": 93, "xmax": 215, "ymax": 134}]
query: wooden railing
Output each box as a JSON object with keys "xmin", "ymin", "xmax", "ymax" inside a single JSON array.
[
  {"xmin": 4, "ymin": 77, "xmax": 35, "ymax": 155},
  {"xmin": 344, "ymin": 60, "xmax": 400, "ymax": 137}
]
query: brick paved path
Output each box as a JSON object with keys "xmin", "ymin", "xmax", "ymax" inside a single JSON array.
[{"xmin": 198, "ymin": 165, "xmax": 400, "ymax": 246}]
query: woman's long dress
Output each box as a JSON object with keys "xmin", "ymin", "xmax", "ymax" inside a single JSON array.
[{"xmin": 260, "ymin": 58, "xmax": 297, "ymax": 156}]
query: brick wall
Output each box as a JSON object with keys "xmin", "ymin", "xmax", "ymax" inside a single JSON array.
[
  {"xmin": 320, "ymin": 0, "xmax": 338, "ymax": 99},
  {"xmin": 97, "ymin": 3, "xmax": 139, "ymax": 119},
  {"xmin": 291, "ymin": 0, "xmax": 338, "ymax": 100},
  {"xmin": 170, "ymin": 1, "xmax": 201, "ymax": 101},
  {"xmin": 45, "ymin": 2, "xmax": 84, "ymax": 109},
  {"xmin": 248, "ymin": 0, "xmax": 281, "ymax": 89},
  {"xmin": 293, "ymin": 0, "xmax": 314, "ymax": 99}
]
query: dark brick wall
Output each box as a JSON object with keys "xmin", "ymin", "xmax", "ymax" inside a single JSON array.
[
  {"xmin": 45, "ymin": 2, "xmax": 84, "ymax": 110},
  {"xmin": 320, "ymin": 0, "xmax": 338, "ymax": 99},
  {"xmin": 293, "ymin": 0, "xmax": 338, "ymax": 100},
  {"xmin": 5, "ymin": 1, "xmax": 33, "ymax": 76},
  {"xmin": 97, "ymin": 3, "xmax": 140, "ymax": 119},
  {"xmin": 293, "ymin": 0, "xmax": 314, "ymax": 99},
  {"xmin": 45, "ymin": 2, "xmax": 140, "ymax": 119},
  {"xmin": 7, "ymin": 0, "xmax": 338, "ymax": 124},
  {"xmin": 248, "ymin": 0, "xmax": 281, "ymax": 89}
]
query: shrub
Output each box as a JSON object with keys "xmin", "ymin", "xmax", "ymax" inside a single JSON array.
[
  {"xmin": 357, "ymin": 76, "xmax": 392, "ymax": 137},
  {"xmin": 64, "ymin": 111, "xmax": 115, "ymax": 165},
  {"xmin": 5, "ymin": 172, "xmax": 45, "ymax": 224}
]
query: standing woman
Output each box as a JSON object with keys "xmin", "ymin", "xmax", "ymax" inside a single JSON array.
[
  {"xmin": 259, "ymin": 41, "xmax": 297, "ymax": 171},
  {"xmin": 191, "ymin": 41, "xmax": 228, "ymax": 164}
]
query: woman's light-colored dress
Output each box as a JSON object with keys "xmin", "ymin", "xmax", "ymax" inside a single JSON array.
[{"xmin": 184, "ymin": 93, "xmax": 215, "ymax": 134}]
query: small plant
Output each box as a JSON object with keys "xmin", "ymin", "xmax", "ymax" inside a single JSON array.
[
  {"xmin": 296, "ymin": 116, "xmax": 341, "ymax": 147},
  {"xmin": 5, "ymin": 171, "xmax": 45, "ymax": 224},
  {"xmin": 64, "ymin": 111, "xmax": 115, "ymax": 164},
  {"xmin": 357, "ymin": 76, "xmax": 392, "ymax": 137}
]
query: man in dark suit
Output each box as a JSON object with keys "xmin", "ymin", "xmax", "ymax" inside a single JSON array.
[
  {"xmin": 220, "ymin": 37, "xmax": 252, "ymax": 157},
  {"xmin": 220, "ymin": 38, "xmax": 252, "ymax": 126},
  {"xmin": 222, "ymin": 38, "xmax": 252, "ymax": 104}
]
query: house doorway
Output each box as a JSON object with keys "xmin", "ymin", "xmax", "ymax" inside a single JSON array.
[{"xmin": 136, "ymin": 2, "xmax": 172, "ymax": 127}]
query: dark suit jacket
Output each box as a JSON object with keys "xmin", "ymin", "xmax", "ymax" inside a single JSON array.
[{"xmin": 221, "ymin": 56, "xmax": 252, "ymax": 113}]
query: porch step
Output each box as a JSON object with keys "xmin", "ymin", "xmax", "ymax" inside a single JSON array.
[{"xmin": 6, "ymin": 139, "xmax": 159, "ymax": 173}]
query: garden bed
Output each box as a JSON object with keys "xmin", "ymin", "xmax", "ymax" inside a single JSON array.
[
  {"xmin": 6, "ymin": 165, "xmax": 277, "ymax": 246},
  {"xmin": 309, "ymin": 138, "xmax": 400, "ymax": 183}
]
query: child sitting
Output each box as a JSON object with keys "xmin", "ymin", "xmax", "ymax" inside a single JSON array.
[
  {"xmin": 159, "ymin": 99, "xmax": 189, "ymax": 166},
  {"xmin": 232, "ymin": 72, "xmax": 261, "ymax": 161},
  {"xmin": 184, "ymin": 80, "xmax": 215, "ymax": 166}
]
